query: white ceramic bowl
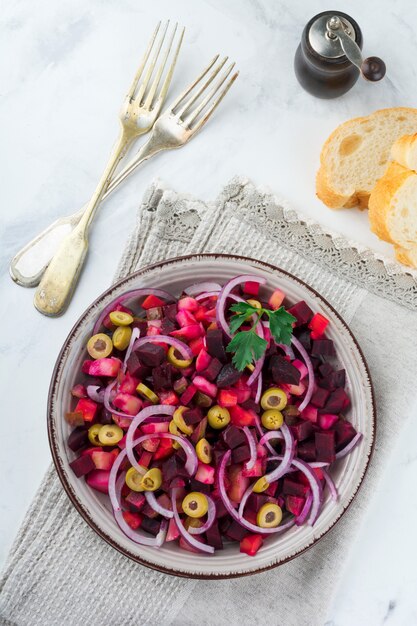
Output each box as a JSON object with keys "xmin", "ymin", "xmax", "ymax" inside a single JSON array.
[{"xmin": 48, "ymin": 254, "xmax": 375, "ymax": 578}]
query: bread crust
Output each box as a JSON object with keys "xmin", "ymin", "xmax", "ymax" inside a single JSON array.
[
  {"xmin": 391, "ymin": 133, "xmax": 417, "ymax": 170},
  {"xmin": 368, "ymin": 162, "xmax": 413, "ymax": 244},
  {"xmin": 317, "ymin": 107, "xmax": 417, "ymax": 209},
  {"xmin": 394, "ymin": 245, "xmax": 417, "ymax": 268}
]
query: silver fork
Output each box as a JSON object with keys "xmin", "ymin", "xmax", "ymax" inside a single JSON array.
[
  {"xmin": 8, "ymin": 21, "xmax": 183, "ymax": 283},
  {"xmin": 32, "ymin": 55, "xmax": 238, "ymax": 316}
]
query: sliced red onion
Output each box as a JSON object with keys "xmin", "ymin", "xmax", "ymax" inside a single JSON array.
[
  {"xmin": 254, "ymin": 413, "xmax": 275, "ymax": 455},
  {"xmin": 295, "ymin": 492, "xmax": 313, "ymax": 526},
  {"xmin": 171, "ymin": 489, "xmax": 214, "ymax": 553},
  {"xmin": 291, "ymin": 336, "xmax": 315, "ymax": 412},
  {"xmin": 322, "ymin": 469, "xmax": 338, "ymax": 501},
  {"xmin": 185, "ymin": 282, "xmax": 221, "ymax": 296},
  {"xmin": 93, "ymin": 288, "xmax": 173, "ymax": 334},
  {"xmin": 242, "ymin": 426, "xmax": 257, "ymax": 470},
  {"xmin": 254, "ymin": 372, "xmax": 263, "ymax": 404},
  {"xmin": 263, "ymin": 424, "xmax": 295, "ymax": 484},
  {"xmin": 112, "ymin": 473, "xmax": 167, "ymax": 547},
  {"xmin": 195, "ymin": 291, "xmax": 221, "ymax": 302},
  {"xmin": 218, "ymin": 451, "xmax": 294, "ymax": 535},
  {"xmin": 216, "ymin": 274, "xmax": 266, "ymax": 338},
  {"xmin": 132, "ymin": 335, "xmax": 193, "ymax": 361},
  {"xmin": 103, "ymin": 379, "xmax": 134, "ymax": 420},
  {"xmin": 122, "ymin": 327, "xmax": 140, "ymax": 372},
  {"xmin": 127, "ymin": 432, "xmax": 197, "ymax": 477},
  {"xmin": 188, "ymin": 495, "xmax": 216, "ymax": 535},
  {"xmin": 86, "ymin": 385, "xmax": 105, "ymax": 403},
  {"xmin": 278, "ymin": 343, "xmax": 295, "ymax": 359},
  {"xmin": 125, "ymin": 405, "xmax": 176, "ymax": 473},
  {"xmin": 335, "ymin": 432, "xmax": 363, "ymax": 459},
  {"xmin": 144, "ymin": 492, "xmax": 174, "ymax": 519}
]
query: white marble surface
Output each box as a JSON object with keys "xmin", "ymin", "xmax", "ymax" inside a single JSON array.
[{"xmin": 1, "ymin": 0, "xmax": 417, "ymax": 623}]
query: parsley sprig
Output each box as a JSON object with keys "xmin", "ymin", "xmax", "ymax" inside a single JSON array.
[{"xmin": 226, "ymin": 302, "xmax": 296, "ymax": 371}]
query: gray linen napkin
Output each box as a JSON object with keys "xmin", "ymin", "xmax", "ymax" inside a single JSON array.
[{"xmin": 1, "ymin": 177, "xmax": 417, "ymax": 626}]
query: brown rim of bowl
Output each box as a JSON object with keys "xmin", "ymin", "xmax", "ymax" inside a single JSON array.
[{"xmin": 48, "ymin": 253, "xmax": 376, "ymax": 579}]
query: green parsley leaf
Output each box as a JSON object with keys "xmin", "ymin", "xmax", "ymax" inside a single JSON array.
[
  {"xmin": 226, "ymin": 330, "xmax": 268, "ymax": 371},
  {"xmin": 228, "ymin": 302, "xmax": 261, "ymax": 335},
  {"xmin": 268, "ymin": 307, "xmax": 296, "ymax": 345}
]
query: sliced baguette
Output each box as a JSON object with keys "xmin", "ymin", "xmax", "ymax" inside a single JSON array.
[
  {"xmin": 316, "ymin": 107, "xmax": 417, "ymax": 209},
  {"xmin": 391, "ymin": 133, "xmax": 417, "ymax": 171},
  {"xmin": 368, "ymin": 161, "xmax": 417, "ymax": 268}
]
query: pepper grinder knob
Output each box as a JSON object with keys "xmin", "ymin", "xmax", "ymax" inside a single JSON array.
[{"xmin": 361, "ymin": 56, "xmax": 386, "ymax": 81}]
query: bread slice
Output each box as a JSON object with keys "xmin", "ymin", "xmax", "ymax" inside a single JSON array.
[
  {"xmin": 368, "ymin": 161, "xmax": 417, "ymax": 268},
  {"xmin": 316, "ymin": 107, "xmax": 417, "ymax": 209},
  {"xmin": 391, "ymin": 133, "xmax": 417, "ymax": 171}
]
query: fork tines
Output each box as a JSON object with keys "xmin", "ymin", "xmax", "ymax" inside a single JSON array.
[
  {"xmin": 127, "ymin": 21, "xmax": 185, "ymax": 109},
  {"xmin": 171, "ymin": 55, "xmax": 238, "ymax": 132}
]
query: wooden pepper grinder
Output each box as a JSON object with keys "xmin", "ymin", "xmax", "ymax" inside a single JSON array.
[{"xmin": 294, "ymin": 10, "xmax": 386, "ymax": 98}]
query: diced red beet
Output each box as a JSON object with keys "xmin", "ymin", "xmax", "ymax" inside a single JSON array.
[
  {"xmin": 321, "ymin": 387, "xmax": 350, "ymax": 414},
  {"xmin": 292, "ymin": 358, "xmax": 308, "ymax": 380},
  {"xmin": 242, "ymin": 458, "xmax": 265, "ymax": 477},
  {"xmin": 234, "ymin": 386, "xmax": 251, "ymax": 403},
  {"xmin": 225, "ymin": 520, "xmax": 249, "ymax": 542},
  {"xmin": 216, "ymin": 363, "xmax": 242, "ymax": 388},
  {"xmin": 241, "ymin": 398, "xmax": 261, "ymax": 414},
  {"xmin": 268, "ymin": 289, "xmax": 285, "ymax": 310},
  {"xmin": 135, "ymin": 343, "xmax": 166, "ymax": 367},
  {"xmin": 286, "ymin": 495, "xmax": 305, "ymax": 516},
  {"xmin": 264, "ymin": 482, "xmax": 278, "ymax": 497},
  {"xmin": 112, "ymin": 414, "xmax": 132, "ymax": 429},
  {"xmin": 287, "ymin": 301, "xmax": 314, "ymax": 327},
  {"xmin": 286, "ymin": 381, "xmax": 306, "ymax": 397},
  {"xmin": 221, "ymin": 425, "xmax": 247, "ymax": 449},
  {"xmin": 290, "ymin": 419, "xmax": 313, "ymax": 441},
  {"xmin": 160, "ymin": 317, "xmax": 176, "ymax": 334},
  {"xmin": 180, "ymin": 383, "xmax": 197, "ymax": 406},
  {"xmin": 158, "ymin": 390, "xmax": 179, "ymax": 405},
  {"xmin": 310, "ymin": 387, "xmax": 330, "ymax": 408},
  {"xmin": 229, "ymin": 405, "xmax": 255, "ymax": 427},
  {"xmin": 193, "ymin": 376, "xmax": 217, "ymax": 398},
  {"xmin": 131, "ymin": 318, "xmax": 148, "ymax": 336},
  {"xmin": 323, "ymin": 369, "xmax": 347, "ymax": 390},
  {"xmin": 152, "ymin": 438, "xmax": 174, "ymax": 460},
  {"xmin": 122, "ymin": 510, "xmax": 143, "ymax": 530},
  {"xmin": 71, "ymin": 384, "xmax": 87, "ymax": 399},
  {"xmin": 308, "ymin": 312, "xmax": 329, "ymax": 339},
  {"xmin": 315, "ymin": 431, "xmax": 336, "ymax": 463},
  {"xmin": 297, "ymin": 440, "xmax": 316, "ymax": 462},
  {"xmin": 91, "ymin": 451, "xmax": 116, "ymax": 470},
  {"xmin": 113, "ymin": 393, "xmax": 142, "ymax": 416},
  {"xmin": 152, "ymin": 363, "xmax": 172, "ymax": 391},
  {"xmin": 161, "ymin": 456, "xmax": 189, "ymax": 483},
  {"xmin": 300, "ymin": 404, "xmax": 318, "ymax": 423},
  {"xmin": 183, "ymin": 407, "xmax": 203, "ymax": 425},
  {"xmin": 243, "ymin": 281, "xmax": 260, "ymax": 296},
  {"xmin": 166, "ymin": 518, "xmax": 180, "ymax": 542},
  {"xmin": 270, "ymin": 355, "xmax": 301, "ymax": 385},
  {"xmin": 311, "ymin": 339, "xmax": 336, "ymax": 357},
  {"xmin": 68, "ymin": 427, "xmax": 88, "ymax": 451},
  {"xmin": 65, "ymin": 411, "xmax": 85, "ymax": 428},
  {"xmin": 205, "ymin": 520, "xmax": 223, "ymax": 549},
  {"xmin": 178, "ymin": 296, "xmax": 199, "ymax": 312},
  {"xmin": 190, "ymin": 417, "xmax": 207, "ymax": 444},
  {"xmin": 232, "ymin": 445, "xmax": 251, "ymax": 464},
  {"xmin": 227, "ymin": 465, "xmax": 249, "ymax": 503},
  {"xmin": 195, "ymin": 462, "xmax": 215, "ymax": 484},
  {"xmin": 74, "ymin": 398, "xmax": 98, "ymax": 423},
  {"xmin": 195, "ymin": 349, "xmax": 212, "ymax": 372},
  {"xmin": 318, "ymin": 413, "xmax": 339, "ymax": 430},
  {"xmin": 69, "ymin": 454, "xmax": 95, "ymax": 477},
  {"xmin": 81, "ymin": 359, "xmax": 93, "ymax": 374},
  {"xmin": 206, "ymin": 329, "xmax": 227, "ymax": 362},
  {"xmin": 89, "ymin": 357, "xmax": 121, "ymax": 378},
  {"xmin": 218, "ymin": 389, "xmax": 238, "ymax": 407},
  {"xmin": 126, "ymin": 352, "xmax": 150, "ymax": 378},
  {"xmin": 240, "ymin": 534, "xmax": 263, "ymax": 556},
  {"xmin": 318, "ymin": 362, "xmax": 333, "ymax": 378},
  {"xmin": 125, "ymin": 491, "xmax": 145, "ymax": 511},
  {"xmin": 173, "ymin": 376, "xmax": 188, "ymax": 395},
  {"xmin": 137, "ymin": 451, "xmax": 153, "ymax": 468},
  {"xmin": 142, "ymin": 295, "xmax": 165, "ymax": 310},
  {"xmin": 169, "ymin": 477, "xmax": 186, "ymax": 489},
  {"xmin": 334, "ymin": 419, "xmax": 357, "ymax": 450},
  {"xmin": 163, "ymin": 303, "xmax": 177, "ymax": 322},
  {"xmin": 142, "ymin": 437, "xmax": 160, "ymax": 452},
  {"xmin": 81, "ymin": 446, "xmax": 102, "ymax": 458},
  {"xmin": 140, "ymin": 517, "xmax": 161, "ymax": 536},
  {"xmin": 140, "ymin": 422, "xmax": 169, "ymax": 435},
  {"xmin": 118, "ymin": 372, "xmax": 139, "ymax": 395},
  {"xmin": 283, "ymin": 478, "xmax": 310, "ymax": 497},
  {"xmin": 201, "ymin": 357, "xmax": 223, "ymax": 382},
  {"xmin": 86, "ymin": 469, "xmax": 110, "ymax": 492},
  {"xmin": 295, "ymin": 329, "xmax": 311, "ymax": 351},
  {"xmin": 188, "ymin": 336, "xmax": 204, "ymax": 357}
]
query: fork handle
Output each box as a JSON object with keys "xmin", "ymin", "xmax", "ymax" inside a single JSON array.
[{"xmin": 33, "ymin": 223, "xmax": 88, "ymax": 316}]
